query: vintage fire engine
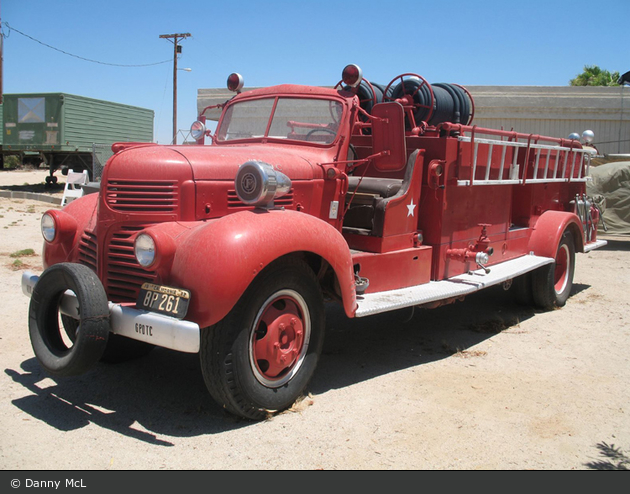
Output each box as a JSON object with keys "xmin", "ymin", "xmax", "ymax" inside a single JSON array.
[{"xmin": 22, "ymin": 65, "xmax": 606, "ymax": 419}]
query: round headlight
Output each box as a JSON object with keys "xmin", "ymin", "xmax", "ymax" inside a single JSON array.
[
  {"xmin": 41, "ymin": 213, "xmax": 56, "ymax": 242},
  {"xmin": 190, "ymin": 121, "xmax": 206, "ymax": 141},
  {"xmin": 135, "ymin": 233, "xmax": 156, "ymax": 267}
]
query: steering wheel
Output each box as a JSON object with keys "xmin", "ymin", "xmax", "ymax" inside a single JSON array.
[{"xmin": 305, "ymin": 128, "xmax": 337, "ymax": 142}]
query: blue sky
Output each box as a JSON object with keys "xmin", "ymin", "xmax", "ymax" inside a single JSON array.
[{"xmin": 2, "ymin": 0, "xmax": 628, "ymax": 145}]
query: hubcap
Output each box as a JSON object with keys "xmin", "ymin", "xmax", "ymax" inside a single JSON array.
[
  {"xmin": 554, "ymin": 244, "xmax": 570, "ymax": 294},
  {"xmin": 249, "ymin": 289, "xmax": 310, "ymax": 388}
]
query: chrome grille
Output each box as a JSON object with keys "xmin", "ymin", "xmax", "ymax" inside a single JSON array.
[
  {"xmin": 106, "ymin": 225, "xmax": 157, "ymax": 303},
  {"xmin": 106, "ymin": 180, "xmax": 178, "ymax": 213},
  {"xmin": 227, "ymin": 189, "xmax": 294, "ymax": 209},
  {"xmin": 77, "ymin": 230, "xmax": 98, "ymax": 273}
]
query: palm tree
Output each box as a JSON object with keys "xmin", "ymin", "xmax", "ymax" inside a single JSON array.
[{"xmin": 570, "ymin": 65, "xmax": 621, "ymax": 86}]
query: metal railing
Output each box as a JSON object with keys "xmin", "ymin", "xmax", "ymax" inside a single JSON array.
[
  {"xmin": 456, "ymin": 135, "xmax": 595, "ymax": 186},
  {"xmin": 436, "ymin": 123, "xmax": 596, "ymax": 187}
]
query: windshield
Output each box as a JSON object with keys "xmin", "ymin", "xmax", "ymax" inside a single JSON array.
[{"xmin": 217, "ymin": 97, "xmax": 343, "ymax": 145}]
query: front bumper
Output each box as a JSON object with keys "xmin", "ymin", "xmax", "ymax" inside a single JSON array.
[{"xmin": 22, "ymin": 271, "xmax": 200, "ymax": 353}]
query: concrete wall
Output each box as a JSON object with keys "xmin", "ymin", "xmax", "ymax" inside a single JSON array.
[
  {"xmin": 466, "ymin": 86, "xmax": 630, "ymax": 155},
  {"xmin": 197, "ymin": 85, "xmax": 630, "ymax": 155}
]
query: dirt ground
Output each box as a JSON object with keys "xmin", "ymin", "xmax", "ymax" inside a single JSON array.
[{"xmin": 0, "ymin": 168, "xmax": 628, "ymax": 470}]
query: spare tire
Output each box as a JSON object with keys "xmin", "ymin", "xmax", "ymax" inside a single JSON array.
[
  {"xmin": 29, "ymin": 263, "xmax": 110, "ymax": 377},
  {"xmin": 61, "ymin": 315, "xmax": 154, "ymax": 364}
]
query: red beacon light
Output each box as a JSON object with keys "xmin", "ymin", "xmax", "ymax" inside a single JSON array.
[
  {"xmin": 341, "ymin": 64, "xmax": 363, "ymax": 88},
  {"xmin": 227, "ymin": 73, "xmax": 244, "ymax": 93}
]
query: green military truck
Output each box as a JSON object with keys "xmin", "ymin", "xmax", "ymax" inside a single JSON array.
[{"xmin": 0, "ymin": 93, "xmax": 154, "ymax": 183}]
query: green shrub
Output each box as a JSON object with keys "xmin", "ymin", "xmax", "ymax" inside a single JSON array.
[{"xmin": 2, "ymin": 155, "xmax": 22, "ymax": 169}]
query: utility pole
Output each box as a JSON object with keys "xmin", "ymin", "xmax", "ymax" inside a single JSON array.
[
  {"xmin": 1, "ymin": 3, "xmax": 4, "ymax": 105},
  {"xmin": 159, "ymin": 33, "xmax": 191, "ymax": 145}
]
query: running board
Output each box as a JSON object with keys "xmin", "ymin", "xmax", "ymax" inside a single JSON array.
[
  {"xmin": 584, "ymin": 239, "xmax": 607, "ymax": 253},
  {"xmin": 355, "ymin": 254, "xmax": 554, "ymax": 318}
]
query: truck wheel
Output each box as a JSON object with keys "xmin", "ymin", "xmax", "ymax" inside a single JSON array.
[
  {"xmin": 200, "ymin": 259, "xmax": 325, "ymax": 420},
  {"xmin": 532, "ymin": 230, "xmax": 576, "ymax": 310},
  {"xmin": 29, "ymin": 263, "xmax": 110, "ymax": 377},
  {"xmin": 61, "ymin": 316, "xmax": 154, "ymax": 364},
  {"xmin": 512, "ymin": 272, "xmax": 534, "ymax": 306}
]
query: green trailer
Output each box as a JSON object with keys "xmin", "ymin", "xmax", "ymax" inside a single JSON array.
[{"xmin": 0, "ymin": 93, "xmax": 154, "ymax": 183}]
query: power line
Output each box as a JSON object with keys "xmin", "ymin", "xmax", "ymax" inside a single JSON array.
[
  {"xmin": 2, "ymin": 22, "xmax": 171, "ymax": 68},
  {"xmin": 594, "ymin": 139, "xmax": 630, "ymax": 145}
]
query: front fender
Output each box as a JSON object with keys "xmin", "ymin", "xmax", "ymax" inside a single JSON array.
[
  {"xmin": 528, "ymin": 210, "xmax": 584, "ymax": 258},
  {"xmin": 168, "ymin": 210, "xmax": 356, "ymax": 328},
  {"xmin": 43, "ymin": 193, "xmax": 99, "ymax": 269}
]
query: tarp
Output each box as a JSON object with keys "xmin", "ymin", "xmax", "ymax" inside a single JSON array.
[{"xmin": 586, "ymin": 161, "xmax": 630, "ymax": 235}]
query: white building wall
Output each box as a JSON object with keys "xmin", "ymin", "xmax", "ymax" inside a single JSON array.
[
  {"xmin": 197, "ymin": 85, "xmax": 630, "ymax": 155},
  {"xmin": 467, "ymin": 86, "xmax": 630, "ymax": 155}
]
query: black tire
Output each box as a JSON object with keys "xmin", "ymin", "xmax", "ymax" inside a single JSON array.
[
  {"xmin": 512, "ymin": 272, "xmax": 534, "ymax": 306},
  {"xmin": 532, "ymin": 230, "xmax": 576, "ymax": 310},
  {"xmin": 29, "ymin": 263, "xmax": 110, "ymax": 377},
  {"xmin": 61, "ymin": 315, "xmax": 154, "ymax": 364},
  {"xmin": 60, "ymin": 314, "xmax": 80, "ymax": 343},
  {"xmin": 200, "ymin": 258, "xmax": 325, "ymax": 420}
]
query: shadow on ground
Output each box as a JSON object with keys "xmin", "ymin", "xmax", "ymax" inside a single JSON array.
[
  {"xmin": 598, "ymin": 238, "xmax": 630, "ymax": 252},
  {"xmin": 585, "ymin": 442, "xmax": 630, "ymax": 470},
  {"xmin": 6, "ymin": 284, "xmax": 568, "ymax": 443},
  {"xmin": 311, "ymin": 285, "xmax": 541, "ymax": 394},
  {"xmin": 0, "ymin": 183, "xmax": 63, "ymax": 195}
]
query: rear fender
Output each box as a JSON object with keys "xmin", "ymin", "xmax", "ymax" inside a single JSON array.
[
  {"xmin": 528, "ymin": 211, "xmax": 584, "ymax": 258},
  {"xmin": 166, "ymin": 209, "xmax": 356, "ymax": 328}
]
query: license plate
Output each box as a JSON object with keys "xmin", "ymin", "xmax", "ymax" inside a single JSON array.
[{"xmin": 136, "ymin": 283, "xmax": 191, "ymax": 319}]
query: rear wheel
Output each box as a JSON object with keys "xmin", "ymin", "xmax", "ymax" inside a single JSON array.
[
  {"xmin": 200, "ymin": 258, "xmax": 325, "ymax": 420},
  {"xmin": 512, "ymin": 272, "xmax": 534, "ymax": 306},
  {"xmin": 532, "ymin": 230, "xmax": 576, "ymax": 310}
]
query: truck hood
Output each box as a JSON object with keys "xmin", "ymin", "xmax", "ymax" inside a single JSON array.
[
  {"xmin": 103, "ymin": 142, "xmax": 328, "ymax": 186},
  {"xmin": 104, "ymin": 144, "xmax": 194, "ymax": 183},
  {"xmin": 166, "ymin": 144, "xmax": 327, "ymax": 181}
]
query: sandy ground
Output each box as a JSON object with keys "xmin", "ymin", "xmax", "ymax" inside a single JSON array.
[{"xmin": 0, "ymin": 168, "xmax": 629, "ymax": 470}]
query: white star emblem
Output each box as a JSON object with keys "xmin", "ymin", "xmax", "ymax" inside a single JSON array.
[{"xmin": 407, "ymin": 199, "xmax": 416, "ymax": 217}]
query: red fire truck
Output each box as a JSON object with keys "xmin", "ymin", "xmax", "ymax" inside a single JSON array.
[{"xmin": 22, "ymin": 65, "xmax": 606, "ymax": 419}]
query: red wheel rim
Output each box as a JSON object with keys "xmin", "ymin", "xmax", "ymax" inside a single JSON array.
[
  {"xmin": 554, "ymin": 244, "xmax": 570, "ymax": 294},
  {"xmin": 249, "ymin": 289, "xmax": 311, "ymax": 387}
]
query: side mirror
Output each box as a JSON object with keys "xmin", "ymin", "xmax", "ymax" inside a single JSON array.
[{"xmin": 370, "ymin": 102, "xmax": 407, "ymax": 171}]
